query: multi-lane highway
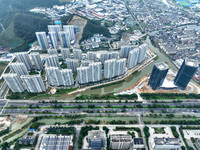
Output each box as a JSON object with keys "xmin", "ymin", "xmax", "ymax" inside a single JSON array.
[{"xmin": 1, "ymin": 99, "xmax": 200, "ymax": 116}]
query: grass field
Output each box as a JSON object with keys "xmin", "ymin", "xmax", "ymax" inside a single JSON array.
[
  {"xmin": 142, "ymin": 116, "xmax": 198, "ymax": 122},
  {"xmin": 0, "ymin": 62, "xmax": 9, "ymax": 76},
  {"xmin": 37, "ymin": 116, "xmax": 137, "ymax": 124}
]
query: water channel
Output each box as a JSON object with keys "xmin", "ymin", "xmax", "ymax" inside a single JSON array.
[{"xmin": 68, "ymin": 36, "xmax": 178, "ymax": 98}]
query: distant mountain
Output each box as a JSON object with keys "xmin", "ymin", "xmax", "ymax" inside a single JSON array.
[{"xmin": 0, "ymin": 0, "xmax": 64, "ymax": 52}]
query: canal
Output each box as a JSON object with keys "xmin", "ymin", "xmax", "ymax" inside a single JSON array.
[{"xmin": 68, "ymin": 36, "xmax": 178, "ymax": 98}]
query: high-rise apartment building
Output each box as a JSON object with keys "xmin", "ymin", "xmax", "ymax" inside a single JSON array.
[
  {"xmin": 174, "ymin": 58, "xmax": 198, "ymax": 90},
  {"xmin": 3, "ymin": 73, "xmax": 25, "ymax": 93},
  {"xmin": 87, "ymin": 51, "xmax": 97, "ymax": 62},
  {"xmin": 21, "ymin": 75, "xmax": 46, "ymax": 93},
  {"xmin": 63, "ymin": 25, "xmax": 75, "ymax": 41},
  {"xmin": 48, "ymin": 25, "xmax": 62, "ymax": 41},
  {"xmin": 77, "ymin": 67, "xmax": 90, "ymax": 84},
  {"xmin": 36, "ymin": 32, "xmax": 49, "ymax": 50},
  {"xmin": 15, "ymin": 52, "xmax": 33, "ymax": 71},
  {"xmin": 100, "ymin": 51, "xmax": 119, "ymax": 64},
  {"xmin": 115, "ymin": 58, "xmax": 126, "ymax": 76},
  {"xmin": 9, "ymin": 62, "xmax": 29, "ymax": 76},
  {"xmin": 46, "ymin": 55, "xmax": 60, "ymax": 68},
  {"xmin": 104, "ymin": 59, "xmax": 116, "ymax": 79},
  {"xmin": 89, "ymin": 62, "xmax": 102, "ymax": 82},
  {"xmin": 66, "ymin": 58, "xmax": 79, "ymax": 73},
  {"xmin": 59, "ymin": 31, "xmax": 71, "ymax": 48},
  {"xmin": 47, "ymin": 49, "xmax": 58, "ymax": 56},
  {"xmin": 100, "ymin": 52, "xmax": 109, "ymax": 64},
  {"xmin": 148, "ymin": 62, "xmax": 169, "ymax": 90},
  {"xmin": 60, "ymin": 69, "xmax": 74, "ymax": 86},
  {"xmin": 30, "ymin": 52, "xmax": 43, "ymax": 70},
  {"xmin": 109, "ymin": 51, "xmax": 119, "ymax": 59},
  {"xmin": 73, "ymin": 49, "xmax": 82, "ymax": 61},
  {"xmin": 127, "ymin": 48, "xmax": 139, "ymax": 69},
  {"xmin": 81, "ymin": 60, "xmax": 94, "ymax": 67},
  {"xmin": 120, "ymin": 45, "xmax": 137, "ymax": 58},
  {"xmin": 45, "ymin": 67, "xmax": 63, "ymax": 86},
  {"xmin": 48, "ymin": 32, "xmax": 58, "ymax": 49},
  {"xmin": 138, "ymin": 43, "xmax": 148, "ymax": 63},
  {"xmin": 61, "ymin": 48, "xmax": 70, "ymax": 60}
]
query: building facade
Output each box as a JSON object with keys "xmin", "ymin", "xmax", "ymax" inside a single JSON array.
[
  {"xmin": 174, "ymin": 58, "xmax": 198, "ymax": 90},
  {"xmin": 148, "ymin": 62, "xmax": 169, "ymax": 90},
  {"xmin": 47, "ymin": 49, "xmax": 58, "ymax": 56},
  {"xmin": 3, "ymin": 73, "xmax": 25, "ymax": 93},
  {"xmin": 77, "ymin": 67, "xmax": 90, "ymax": 84},
  {"xmin": 73, "ymin": 49, "xmax": 82, "ymax": 61},
  {"xmin": 66, "ymin": 58, "xmax": 79, "ymax": 73},
  {"xmin": 63, "ymin": 25, "xmax": 75, "ymax": 41},
  {"xmin": 60, "ymin": 69, "xmax": 74, "ymax": 86},
  {"xmin": 30, "ymin": 52, "xmax": 43, "ymax": 70},
  {"xmin": 127, "ymin": 48, "xmax": 139, "ymax": 69},
  {"xmin": 15, "ymin": 52, "xmax": 33, "ymax": 71},
  {"xmin": 88, "ymin": 130, "xmax": 106, "ymax": 150},
  {"xmin": 137, "ymin": 43, "xmax": 148, "ymax": 63},
  {"xmin": 21, "ymin": 75, "xmax": 46, "ymax": 93},
  {"xmin": 9, "ymin": 62, "xmax": 29, "ymax": 76},
  {"xmin": 81, "ymin": 60, "xmax": 94, "ymax": 67},
  {"xmin": 120, "ymin": 45, "xmax": 137, "ymax": 58},
  {"xmin": 48, "ymin": 32, "xmax": 58, "ymax": 49},
  {"xmin": 115, "ymin": 58, "xmax": 126, "ymax": 76},
  {"xmin": 61, "ymin": 48, "xmax": 71, "ymax": 60},
  {"xmin": 45, "ymin": 67, "xmax": 63, "ymax": 86},
  {"xmin": 89, "ymin": 62, "xmax": 102, "ymax": 82},
  {"xmin": 104, "ymin": 59, "xmax": 116, "ymax": 79},
  {"xmin": 36, "ymin": 32, "xmax": 49, "ymax": 50},
  {"xmin": 48, "ymin": 25, "xmax": 62, "ymax": 41},
  {"xmin": 59, "ymin": 31, "xmax": 71, "ymax": 48},
  {"xmin": 46, "ymin": 55, "xmax": 60, "ymax": 68},
  {"xmin": 87, "ymin": 51, "xmax": 97, "ymax": 62}
]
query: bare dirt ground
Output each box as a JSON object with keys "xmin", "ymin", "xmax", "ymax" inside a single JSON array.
[
  {"xmin": 69, "ymin": 15, "xmax": 87, "ymax": 44},
  {"xmin": 122, "ymin": 74, "xmax": 200, "ymax": 94}
]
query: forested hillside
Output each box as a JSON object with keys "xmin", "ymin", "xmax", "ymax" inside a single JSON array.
[{"xmin": 0, "ymin": 0, "xmax": 64, "ymax": 52}]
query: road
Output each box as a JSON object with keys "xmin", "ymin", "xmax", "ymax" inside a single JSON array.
[
  {"xmin": 125, "ymin": 0, "xmax": 144, "ymax": 31},
  {"xmin": 2, "ymin": 99, "xmax": 200, "ymax": 116}
]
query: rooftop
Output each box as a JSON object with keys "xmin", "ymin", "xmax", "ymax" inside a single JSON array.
[
  {"xmin": 155, "ymin": 62, "xmax": 169, "ymax": 71},
  {"xmin": 88, "ymin": 130, "xmax": 106, "ymax": 140},
  {"xmin": 133, "ymin": 138, "xmax": 144, "ymax": 145},
  {"xmin": 110, "ymin": 134, "xmax": 132, "ymax": 142},
  {"xmin": 39, "ymin": 134, "xmax": 73, "ymax": 150},
  {"xmin": 154, "ymin": 137, "xmax": 180, "ymax": 145},
  {"xmin": 185, "ymin": 58, "xmax": 198, "ymax": 67}
]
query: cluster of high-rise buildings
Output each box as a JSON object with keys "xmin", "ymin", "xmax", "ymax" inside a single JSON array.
[
  {"xmin": 3, "ymin": 52, "xmax": 46, "ymax": 93},
  {"xmin": 3, "ymin": 29, "xmax": 148, "ymax": 93},
  {"xmin": 36, "ymin": 25, "xmax": 76, "ymax": 50},
  {"xmin": 148, "ymin": 58, "xmax": 198, "ymax": 90},
  {"xmin": 121, "ymin": 43, "xmax": 148, "ymax": 69}
]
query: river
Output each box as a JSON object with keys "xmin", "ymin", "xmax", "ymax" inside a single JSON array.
[{"xmin": 68, "ymin": 36, "xmax": 178, "ymax": 98}]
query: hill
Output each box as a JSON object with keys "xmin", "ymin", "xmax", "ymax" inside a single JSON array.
[{"xmin": 0, "ymin": 0, "xmax": 64, "ymax": 52}]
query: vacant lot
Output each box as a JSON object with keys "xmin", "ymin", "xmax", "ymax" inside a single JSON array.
[{"xmin": 69, "ymin": 15, "xmax": 87, "ymax": 44}]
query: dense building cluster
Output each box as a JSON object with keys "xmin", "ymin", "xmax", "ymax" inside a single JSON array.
[
  {"xmin": 3, "ymin": 42, "xmax": 148, "ymax": 93},
  {"xmin": 148, "ymin": 59, "xmax": 198, "ymax": 90},
  {"xmin": 2, "ymin": 24, "xmax": 148, "ymax": 93},
  {"xmin": 36, "ymin": 25, "xmax": 76, "ymax": 50}
]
